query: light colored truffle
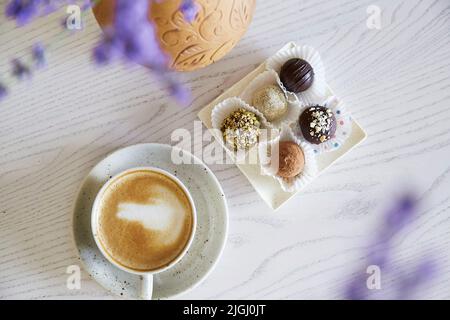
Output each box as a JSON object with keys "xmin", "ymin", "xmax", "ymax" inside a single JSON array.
[
  {"xmin": 252, "ymin": 85, "xmax": 287, "ymax": 121},
  {"xmin": 277, "ymin": 141, "xmax": 305, "ymax": 178}
]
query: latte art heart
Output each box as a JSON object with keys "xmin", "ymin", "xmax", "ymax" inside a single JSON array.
[
  {"xmin": 96, "ymin": 170, "xmax": 194, "ymax": 272},
  {"xmin": 117, "ymin": 201, "xmax": 174, "ymax": 231}
]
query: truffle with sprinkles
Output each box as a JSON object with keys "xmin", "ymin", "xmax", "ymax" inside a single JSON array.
[
  {"xmin": 221, "ymin": 108, "xmax": 261, "ymax": 151},
  {"xmin": 299, "ymin": 106, "xmax": 336, "ymax": 144}
]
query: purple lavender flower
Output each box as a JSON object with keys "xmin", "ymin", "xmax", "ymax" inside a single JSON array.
[
  {"xmin": 344, "ymin": 193, "xmax": 439, "ymax": 300},
  {"xmin": 379, "ymin": 193, "xmax": 416, "ymax": 241},
  {"xmin": 11, "ymin": 59, "xmax": 31, "ymax": 80},
  {"xmin": 93, "ymin": 0, "xmax": 192, "ymax": 104},
  {"xmin": 4, "ymin": 0, "xmax": 195, "ymax": 105},
  {"xmin": 32, "ymin": 42, "xmax": 46, "ymax": 68},
  {"xmin": 6, "ymin": 0, "xmax": 41, "ymax": 26},
  {"xmin": 93, "ymin": 0, "xmax": 168, "ymax": 68},
  {"xmin": 344, "ymin": 272, "xmax": 369, "ymax": 300},
  {"xmin": 180, "ymin": 0, "xmax": 199, "ymax": 23},
  {"xmin": 0, "ymin": 83, "xmax": 8, "ymax": 101},
  {"xmin": 81, "ymin": 0, "xmax": 93, "ymax": 11},
  {"xmin": 167, "ymin": 78, "xmax": 191, "ymax": 106},
  {"xmin": 366, "ymin": 240, "xmax": 390, "ymax": 269},
  {"xmin": 395, "ymin": 258, "xmax": 437, "ymax": 300},
  {"xmin": 6, "ymin": 1, "xmax": 86, "ymax": 26},
  {"xmin": 93, "ymin": 28, "xmax": 122, "ymax": 64}
]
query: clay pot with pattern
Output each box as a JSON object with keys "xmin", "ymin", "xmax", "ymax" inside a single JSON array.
[{"xmin": 93, "ymin": 0, "xmax": 256, "ymax": 71}]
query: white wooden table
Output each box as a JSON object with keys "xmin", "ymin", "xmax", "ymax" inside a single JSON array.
[{"xmin": 1, "ymin": 0, "xmax": 449, "ymax": 299}]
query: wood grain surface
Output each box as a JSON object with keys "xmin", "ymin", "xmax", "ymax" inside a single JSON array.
[{"xmin": 1, "ymin": 0, "xmax": 449, "ymax": 299}]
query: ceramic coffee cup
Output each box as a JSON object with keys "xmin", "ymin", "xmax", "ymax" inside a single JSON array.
[{"xmin": 91, "ymin": 167, "xmax": 197, "ymax": 299}]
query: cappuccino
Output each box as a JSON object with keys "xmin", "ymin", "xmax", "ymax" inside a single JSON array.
[{"xmin": 95, "ymin": 169, "xmax": 194, "ymax": 272}]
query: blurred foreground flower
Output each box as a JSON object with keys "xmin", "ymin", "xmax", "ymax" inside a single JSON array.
[
  {"xmin": 93, "ymin": 0, "xmax": 167, "ymax": 67},
  {"xmin": 0, "ymin": 83, "xmax": 7, "ymax": 101},
  {"xmin": 5, "ymin": 0, "xmax": 69, "ymax": 26},
  {"xmin": 180, "ymin": 0, "xmax": 199, "ymax": 22},
  {"xmin": 11, "ymin": 59, "xmax": 31, "ymax": 80},
  {"xmin": 344, "ymin": 193, "xmax": 438, "ymax": 300},
  {"xmin": 2, "ymin": 0, "xmax": 194, "ymax": 105},
  {"xmin": 5, "ymin": 0, "xmax": 41, "ymax": 26},
  {"xmin": 32, "ymin": 42, "xmax": 46, "ymax": 68},
  {"xmin": 93, "ymin": 0, "xmax": 191, "ymax": 105}
]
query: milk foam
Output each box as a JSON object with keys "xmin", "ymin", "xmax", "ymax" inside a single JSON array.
[
  {"xmin": 97, "ymin": 169, "xmax": 193, "ymax": 271},
  {"xmin": 117, "ymin": 200, "xmax": 176, "ymax": 231},
  {"xmin": 115, "ymin": 186, "xmax": 186, "ymax": 245}
]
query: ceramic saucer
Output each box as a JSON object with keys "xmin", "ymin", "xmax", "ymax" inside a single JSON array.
[{"xmin": 72, "ymin": 143, "xmax": 228, "ymax": 299}]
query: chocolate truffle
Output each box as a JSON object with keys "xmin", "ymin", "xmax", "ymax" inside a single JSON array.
[
  {"xmin": 299, "ymin": 106, "xmax": 336, "ymax": 144},
  {"xmin": 221, "ymin": 108, "xmax": 261, "ymax": 151},
  {"xmin": 252, "ymin": 85, "xmax": 288, "ymax": 121},
  {"xmin": 280, "ymin": 58, "xmax": 314, "ymax": 93},
  {"xmin": 277, "ymin": 141, "xmax": 305, "ymax": 178}
]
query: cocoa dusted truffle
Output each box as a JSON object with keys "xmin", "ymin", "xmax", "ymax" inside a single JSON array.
[
  {"xmin": 280, "ymin": 58, "xmax": 314, "ymax": 93},
  {"xmin": 299, "ymin": 106, "xmax": 336, "ymax": 144},
  {"xmin": 252, "ymin": 85, "xmax": 288, "ymax": 121},
  {"xmin": 221, "ymin": 108, "xmax": 261, "ymax": 151},
  {"xmin": 277, "ymin": 141, "xmax": 305, "ymax": 178}
]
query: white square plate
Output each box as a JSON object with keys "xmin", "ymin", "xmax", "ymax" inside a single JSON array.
[{"xmin": 198, "ymin": 42, "xmax": 367, "ymax": 210}]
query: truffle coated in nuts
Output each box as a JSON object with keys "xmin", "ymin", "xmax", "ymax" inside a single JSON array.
[
  {"xmin": 299, "ymin": 106, "xmax": 336, "ymax": 144},
  {"xmin": 252, "ymin": 85, "xmax": 288, "ymax": 121},
  {"xmin": 221, "ymin": 108, "xmax": 261, "ymax": 150},
  {"xmin": 277, "ymin": 141, "xmax": 305, "ymax": 178}
]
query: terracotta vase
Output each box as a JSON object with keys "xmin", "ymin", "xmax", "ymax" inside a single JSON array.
[{"xmin": 93, "ymin": 0, "xmax": 256, "ymax": 71}]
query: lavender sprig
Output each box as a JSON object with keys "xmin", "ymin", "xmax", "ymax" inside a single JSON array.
[
  {"xmin": 93, "ymin": 0, "xmax": 191, "ymax": 105},
  {"xmin": 180, "ymin": 0, "xmax": 199, "ymax": 23},
  {"xmin": 380, "ymin": 193, "xmax": 416, "ymax": 240},
  {"xmin": 344, "ymin": 193, "xmax": 438, "ymax": 300},
  {"xmin": 5, "ymin": 0, "xmax": 41, "ymax": 26},
  {"xmin": 81, "ymin": 0, "xmax": 93, "ymax": 11},
  {"xmin": 5, "ymin": 0, "xmax": 69, "ymax": 26},
  {"xmin": 93, "ymin": 0, "xmax": 168, "ymax": 68},
  {"xmin": 3, "ymin": 0, "xmax": 195, "ymax": 105},
  {"xmin": 167, "ymin": 77, "xmax": 191, "ymax": 105},
  {"xmin": 32, "ymin": 42, "xmax": 46, "ymax": 68},
  {"xmin": 11, "ymin": 59, "xmax": 31, "ymax": 80},
  {"xmin": 395, "ymin": 258, "xmax": 437, "ymax": 300},
  {"xmin": 0, "ymin": 83, "xmax": 7, "ymax": 101}
]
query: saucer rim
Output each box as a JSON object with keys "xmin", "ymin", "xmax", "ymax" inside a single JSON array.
[{"xmin": 71, "ymin": 142, "xmax": 229, "ymax": 299}]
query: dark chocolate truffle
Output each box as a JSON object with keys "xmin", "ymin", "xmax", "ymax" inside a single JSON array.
[
  {"xmin": 299, "ymin": 106, "xmax": 336, "ymax": 144},
  {"xmin": 277, "ymin": 141, "xmax": 305, "ymax": 178},
  {"xmin": 280, "ymin": 58, "xmax": 314, "ymax": 93}
]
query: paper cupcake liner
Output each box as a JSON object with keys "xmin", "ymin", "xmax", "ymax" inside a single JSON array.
[
  {"xmin": 240, "ymin": 69, "xmax": 302, "ymax": 129},
  {"xmin": 292, "ymin": 95, "xmax": 352, "ymax": 154},
  {"xmin": 265, "ymin": 45, "xmax": 327, "ymax": 105},
  {"xmin": 258, "ymin": 124, "xmax": 317, "ymax": 193},
  {"xmin": 211, "ymin": 97, "xmax": 272, "ymax": 161}
]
